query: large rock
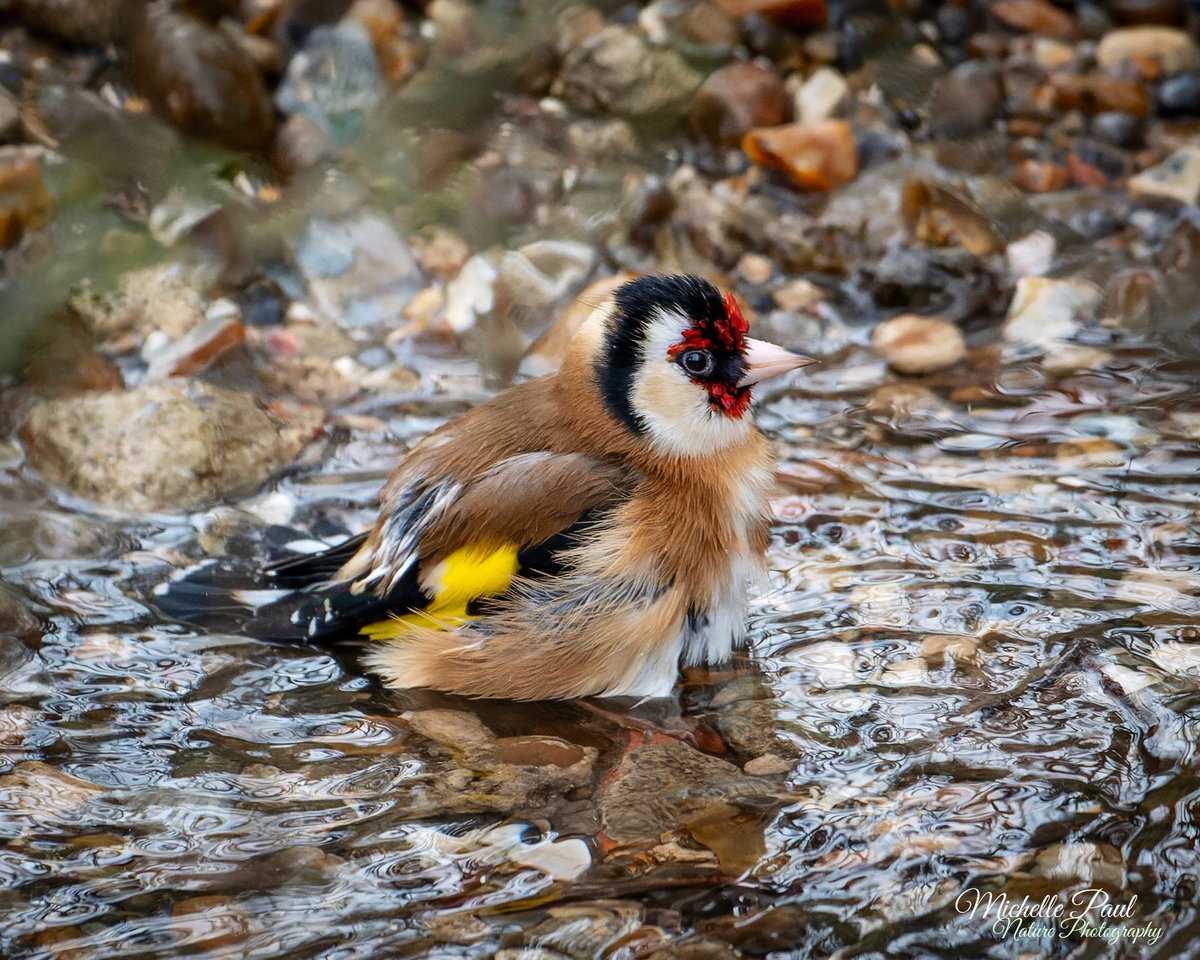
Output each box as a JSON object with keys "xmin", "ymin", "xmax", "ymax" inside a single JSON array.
[
  {"xmin": 20, "ymin": 382, "xmax": 325, "ymax": 512},
  {"xmin": 126, "ymin": 7, "xmax": 275, "ymax": 152}
]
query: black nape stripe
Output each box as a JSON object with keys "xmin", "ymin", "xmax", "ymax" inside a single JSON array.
[{"xmin": 596, "ymin": 275, "xmax": 725, "ymax": 435}]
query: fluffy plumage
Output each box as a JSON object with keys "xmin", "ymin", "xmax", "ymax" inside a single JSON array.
[{"xmin": 262, "ymin": 274, "xmax": 813, "ymax": 700}]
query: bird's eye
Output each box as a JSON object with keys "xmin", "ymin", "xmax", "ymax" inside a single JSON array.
[{"xmin": 679, "ymin": 349, "xmax": 714, "ymax": 377}]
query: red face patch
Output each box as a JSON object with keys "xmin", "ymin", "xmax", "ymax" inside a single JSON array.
[{"xmin": 667, "ymin": 291, "xmax": 752, "ymax": 419}]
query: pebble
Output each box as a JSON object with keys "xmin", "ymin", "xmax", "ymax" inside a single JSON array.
[
  {"xmin": 12, "ymin": 0, "xmax": 140, "ymax": 45},
  {"xmin": 1003, "ymin": 275, "xmax": 1102, "ymax": 352},
  {"xmin": 0, "ymin": 150, "xmax": 54, "ymax": 250},
  {"xmin": 276, "ymin": 21, "xmax": 383, "ymax": 145},
  {"xmin": 714, "ymin": 0, "xmax": 827, "ymax": 29},
  {"xmin": 1150, "ymin": 641, "xmax": 1200, "ymax": 675},
  {"xmin": 1095, "ymin": 26, "xmax": 1200, "ymax": 76},
  {"xmin": 742, "ymin": 119, "xmax": 858, "ymax": 191},
  {"xmin": 144, "ymin": 306, "xmax": 245, "ymax": 381},
  {"xmin": 871, "ymin": 314, "xmax": 966, "ymax": 374},
  {"xmin": 772, "ymin": 277, "xmax": 824, "ymax": 312},
  {"xmin": 444, "ymin": 253, "xmax": 498, "ymax": 333},
  {"xmin": 1090, "ymin": 110, "xmax": 1143, "ymax": 148},
  {"xmin": 126, "ymin": 7, "xmax": 275, "ymax": 152},
  {"xmin": 1012, "ymin": 159, "xmax": 1069, "ymax": 194},
  {"xmin": 795, "ymin": 66, "xmax": 848, "ymax": 125},
  {"xmin": 688, "ymin": 61, "xmax": 789, "ymax": 147},
  {"xmin": 736, "ymin": 252, "xmax": 774, "ymax": 284},
  {"xmin": 295, "ymin": 214, "xmax": 423, "ymax": 329},
  {"xmin": 991, "ymin": 0, "xmax": 1080, "ymax": 40},
  {"xmin": 20, "ymin": 382, "xmax": 325, "ymax": 511},
  {"xmin": 1047, "ymin": 74, "xmax": 1150, "ymax": 117},
  {"xmin": 412, "ymin": 227, "xmax": 469, "ymax": 281},
  {"xmin": 553, "ymin": 25, "xmax": 702, "ymax": 119},
  {"xmin": 743, "ymin": 753, "xmax": 792, "ymax": 776},
  {"xmin": 1006, "ymin": 229, "xmax": 1056, "ymax": 276},
  {"xmin": 1158, "ymin": 73, "xmax": 1200, "ymax": 116},
  {"xmin": 1129, "ymin": 146, "xmax": 1200, "ymax": 205}
]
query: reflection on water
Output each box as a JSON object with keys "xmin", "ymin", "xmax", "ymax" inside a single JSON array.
[{"xmin": 2, "ymin": 353, "xmax": 1199, "ymax": 959}]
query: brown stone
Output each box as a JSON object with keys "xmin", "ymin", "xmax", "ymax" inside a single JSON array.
[
  {"xmin": 493, "ymin": 736, "xmax": 588, "ymax": 768},
  {"xmin": 126, "ymin": 7, "xmax": 275, "ymax": 152},
  {"xmin": 689, "ymin": 62, "xmax": 789, "ymax": 146},
  {"xmin": 712, "ymin": 0, "xmax": 826, "ymax": 29},
  {"xmin": 1048, "ymin": 74, "xmax": 1150, "ymax": 117},
  {"xmin": 1012, "ymin": 159, "xmax": 1070, "ymax": 193},
  {"xmin": 742, "ymin": 119, "xmax": 857, "ymax": 191},
  {"xmin": 871, "ymin": 314, "xmax": 966, "ymax": 374},
  {"xmin": 991, "ymin": 0, "xmax": 1080, "ymax": 40},
  {"xmin": 0, "ymin": 152, "xmax": 53, "ymax": 250}
]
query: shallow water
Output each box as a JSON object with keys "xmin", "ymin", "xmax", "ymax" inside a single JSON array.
[{"xmin": 3, "ymin": 343, "xmax": 1199, "ymax": 959}]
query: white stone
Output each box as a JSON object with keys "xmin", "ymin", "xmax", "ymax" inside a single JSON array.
[
  {"xmin": 1096, "ymin": 27, "xmax": 1200, "ymax": 76},
  {"xmin": 1129, "ymin": 147, "xmax": 1200, "ymax": 206},
  {"xmin": 796, "ymin": 67, "xmax": 848, "ymax": 125},
  {"xmin": 1003, "ymin": 276, "xmax": 1101, "ymax": 352}
]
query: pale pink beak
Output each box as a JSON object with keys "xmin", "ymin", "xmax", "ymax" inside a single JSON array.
[{"xmin": 739, "ymin": 338, "xmax": 817, "ymax": 387}]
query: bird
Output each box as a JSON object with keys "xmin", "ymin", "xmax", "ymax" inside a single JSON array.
[{"xmin": 252, "ymin": 274, "xmax": 814, "ymax": 700}]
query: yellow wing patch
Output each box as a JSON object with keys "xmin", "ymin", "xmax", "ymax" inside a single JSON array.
[{"xmin": 360, "ymin": 543, "xmax": 520, "ymax": 640}]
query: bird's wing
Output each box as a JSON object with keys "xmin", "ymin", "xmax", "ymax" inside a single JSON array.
[{"xmin": 273, "ymin": 451, "xmax": 633, "ymax": 639}]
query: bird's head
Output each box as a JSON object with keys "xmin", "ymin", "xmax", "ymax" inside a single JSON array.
[{"xmin": 586, "ymin": 275, "xmax": 814, "ymax": 457}]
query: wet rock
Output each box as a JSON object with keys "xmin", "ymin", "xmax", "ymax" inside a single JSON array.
[
  {"xmin": 0, "ymin": 89, "xmax": 20, "ymax": 144},
  {"xmin": 0, "ymin": 149, "xmax": 54, "ymax": 250},
  {"xmin": 1150, "ymin": 641, "xmax": 1200, "ymax": 675},
  {"xmin": 126, "ymin": 7, "xmax": 275, "ymax": 152},
  {"xmin": 1032, "ymin": 842, "xmax": 1125, "ymax": 887},
  {"xmin": 239, "ymin": 278, "xmax": 288, "ymax": 328},
  {"xmin": 276, "ymin": 21, "xmax": 384, "ymax": 146},
  {"xmin": 1006, "ymin": 229, "xmax": 1056, "ymax": 276},
  {"xmin": 991, "ymin": 0, "xmax": 1079, "ymax": 39},
  {"xmin": 273, "ymin": 114, "xmax": 335, "ymax": 174},
  {"xmin": 412, "ymin": 228, "xmax": 469, "ymax": 282},
  {"xmin": 499, "ymin": 240, "xmax": 596, "ymax": 311},
  {"xmin": 1012, "ymin": 159, "xmax": 1069, "ymax": 194},
  {"xmin": 871, "ymin": 314, "xmax": 966, "ymax": 374},
  {"xmin": 1090, "ymin": 110, "xmax": 1143, "ymax": 148},
  {"xmin": 20, "ymin": 382, "xmax": 325, "ymax": 512},
  {"xmin": 1047, "ymin": 74, "xmax": 1150, "ymax": 117},
  {"xmin": 742, "ymin": 120, "xmax": 858, "ymax": 191},
  {"xmin": 794, "ymin": 66, "xmax": 847, "ymax": 125},
  {"xmin": 0, "ymin": 761, "xmax": 105, "ymax": 840},
  {"xmin": 405, "ymin": 708, "xmax": 497, "ymax": 759},
  {"xmin": 444, "ymin": 253, "xmax": 498, "ymax": 334},
  {"xmin": 1095, "ymin": 26, "xmax": 1200, "ymax": 76},
  {"xmin": 929, "ymin": 61, "xmax": 1004, "ymax": 141},
  {"xmin": 13, "ymin": 0, "xmax": 141, "ymax": 46},
  {"xmin": 901, "ymin": 177, "xmax": 1006, "ymax": 256},
  {"xmin": 0, "ymin": 584, "xmax": 38, "ymax": 638},
  {"xmin": 295, "ymin": 214, "xmax": 423, "ymax": 329},
  {"xmin": 1129, "ymin": 146, "xmax": 1200, "ymax": 204},
  {"xmin": 743, "ymin": 753, "xmax": 791, "ymax": 776},
  {"xmin": 1158, "ymin": 73, "xmax": 1200, "ymax": 116},
  {"xmin": 71, "ymin": 265, "xmax": 211, "ymax": 342},
  {"xmin": 1003, "ymin": 275, "xmax": 1101, "ymax": 358},
  {"xmin": 554, "ymin": 26, "xmax": 703, "ymax": 120},
  {"xmin": 737, "ymin": 252, "xmax": 773, "ymax": 284},
  {"xmin": 173, "ymin": 896, "xmax": 250, "ymax": 952},
  {"xmin": 143, "ymin": 303, "xmax": 245, "ymax": 382},
  {"xmin": 688, "ymin": 62, "xmax": 788, "ymax": 147},
  {"xmin": 712, "ymin": 0, "xmax": 827, "ymax": 30},
  {"xmin": 600, "ymin": 742, "xmax": 766, "ymax": 847}
]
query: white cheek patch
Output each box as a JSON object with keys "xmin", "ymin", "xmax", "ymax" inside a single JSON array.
[{"xmin": 630, "ymin": 311, "xmax": 753, "ymax": 458}]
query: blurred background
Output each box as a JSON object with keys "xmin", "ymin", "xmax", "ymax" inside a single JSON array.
[{"xmin": 2, "ymin": 0, "xmax": 1200, "ymax": 958}]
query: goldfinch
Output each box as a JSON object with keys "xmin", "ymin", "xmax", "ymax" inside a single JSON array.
[{"xmin": 264, "ymin": 274, "xmax": 814, "ymax": 700}]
